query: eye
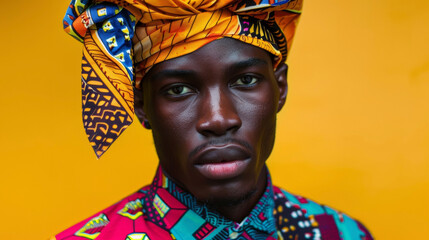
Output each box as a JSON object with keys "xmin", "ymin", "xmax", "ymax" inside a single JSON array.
[
  {"xmin": 165, "ymin": 85, "xmax": 193, "ymax": 96},
  {"xmin": 231, "ymin": 75, "xmax": 259, "ymax": 87}
]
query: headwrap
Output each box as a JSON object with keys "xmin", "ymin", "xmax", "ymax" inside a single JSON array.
[{"xmin": 63, "ymin": 0, "xmax": 303, "ymax": 158}]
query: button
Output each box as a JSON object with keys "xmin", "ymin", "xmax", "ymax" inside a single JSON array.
[{"xmin": 229, "ymin": 231, "xmax": 239, "ymax": 239}]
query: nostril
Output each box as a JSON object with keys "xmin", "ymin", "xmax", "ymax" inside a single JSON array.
[
  {"xmin": 226, "ymin": 119, "xmax": 241, "ymax": 132},
  {"xmin": 197, "ymin": 113, "xmax": 242, "ymax": 136}
]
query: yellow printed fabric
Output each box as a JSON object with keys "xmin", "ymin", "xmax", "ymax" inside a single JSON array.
[{"xmin": 63, "ymin": 0, "xmax": 303, "ymax": 158}]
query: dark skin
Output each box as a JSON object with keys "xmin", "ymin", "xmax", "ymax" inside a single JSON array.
[{"xmin": 135, "ymin": 38, "xmax": 288, "ymax": 222}]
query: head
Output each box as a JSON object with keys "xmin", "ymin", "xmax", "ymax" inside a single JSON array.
[
  {"xmin": 64, "ymin": 0, "xmax": 302, "ymax": 159},
  {"xmin": 135, "ymin": 38, "xmax": 288, "ymax": 205}
]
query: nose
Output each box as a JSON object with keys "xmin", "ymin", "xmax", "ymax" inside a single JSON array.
[{"xmin": 196, "ymin": 87, "xmax": 242, "ymax": 136}]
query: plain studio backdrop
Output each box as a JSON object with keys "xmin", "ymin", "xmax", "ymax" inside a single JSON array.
[{"xmin": 0, "ymin": 0, "xmax": 428, "ymax": 239}]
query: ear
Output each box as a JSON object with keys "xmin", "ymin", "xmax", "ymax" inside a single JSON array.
[
  {"xmin": 274, "ymin": 62, "xmax": 288, "ymax": 112},
  {"xmin": 134, "ymin": 87, "xmax": 149, "ymax": 126}
]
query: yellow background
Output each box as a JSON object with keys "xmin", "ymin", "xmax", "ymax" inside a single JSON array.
[{"xmin": 0, "ymin": 0, "xmax": 428, "ymax": 239}]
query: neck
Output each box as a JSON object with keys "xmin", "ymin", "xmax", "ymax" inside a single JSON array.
[
  {"xmin": 207, "ymin": 169, "xmax": 268, "ymax": 222},
  {"xmin": 161, "ymin": 166, "xmax": 269, "ymax": 223}
]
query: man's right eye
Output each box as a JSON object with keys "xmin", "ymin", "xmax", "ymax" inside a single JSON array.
[{"xmin": 165, "ymin": 85, "xmax": 193, "ymax": 96}]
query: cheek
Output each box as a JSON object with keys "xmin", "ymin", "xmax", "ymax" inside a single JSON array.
[
  {"xmin": 254, "ymin": 105, "xmax": 277, "ymax": 162},
  {"xmin": 239, "ymin": 85, "xmax": 278, "ymax": 156},
  {"xmin": 249, "ymin": 104, "xmax": 277, "ymax": 147},
  {"xmin": 149, "ymin": 99, "xmax": 197, "ymax": 161},
  {"xmin": 242, "ymin": 82, "xmax": 278, "ymax": 125}
]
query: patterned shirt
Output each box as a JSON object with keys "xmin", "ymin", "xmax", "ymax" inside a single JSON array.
[{"xmin": 53, "ymin": 167, "xmax": 373, "ymax": 240}]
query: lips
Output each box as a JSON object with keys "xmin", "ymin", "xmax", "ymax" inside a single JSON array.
[{"xmin": 192, "ymin": 144, "xmax": 251, "ymax": 180}]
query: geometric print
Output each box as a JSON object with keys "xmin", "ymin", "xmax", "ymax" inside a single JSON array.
[
  {"xmin": 74, "ymin": 213, "xmax": 109, "ymax": 239},
  {"xmin": 117, "ymin": 199, "xmax": 144, "ymax": 220},
  {"xmin": 52, "ymin": 167, "xmax": 374, "ymax": 240}
]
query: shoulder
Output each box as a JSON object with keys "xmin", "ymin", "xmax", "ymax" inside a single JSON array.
[
  {"xmin": 52, "ymin": 186, "xmax": 153, "ymax": 240},
  {"xmin": 272, "ymin": 185, "xmax": 374, "ymax": 240}
]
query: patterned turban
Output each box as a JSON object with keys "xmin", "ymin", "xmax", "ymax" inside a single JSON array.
[{"xmin": 63, "ymin": 0, "xmax": 303, "ymax": 158}]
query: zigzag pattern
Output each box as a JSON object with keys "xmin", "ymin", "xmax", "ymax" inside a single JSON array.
[
  {"xmin": 167, "ymin": 181, "xmax": 232, "ymax": 227},
  {"xmin": 81, "ymin": 53, "xmax": 133, "ymax": 157}
]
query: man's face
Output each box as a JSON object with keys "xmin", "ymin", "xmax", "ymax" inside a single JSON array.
[{"xmin": 137, "ymin": 38, "xmax": 287, "ymax": 204}]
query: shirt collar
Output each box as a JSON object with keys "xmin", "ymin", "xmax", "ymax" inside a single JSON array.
[{"xmin": 150, "ymin": 165, "xmax": 277, "ymax": 235}]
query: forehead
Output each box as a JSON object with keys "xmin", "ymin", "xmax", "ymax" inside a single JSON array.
[{"xmin": 145, "ymin": 38, "xmax": 274, "ymax": 78}]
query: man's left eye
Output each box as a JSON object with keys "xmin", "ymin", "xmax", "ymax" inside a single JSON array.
[{"xmin": 231, "ymin": 75, "xmax": 259, "ymax": 87}]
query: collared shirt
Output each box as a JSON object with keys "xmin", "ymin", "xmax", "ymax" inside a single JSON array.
[{"xmin": 53, "ymin": 167, "xmax": 373, "ymax": 240}]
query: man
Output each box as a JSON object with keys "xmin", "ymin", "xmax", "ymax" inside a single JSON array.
[{"xmin": 55, "ymin": 0, "xmax": 373, "ymax": 239}]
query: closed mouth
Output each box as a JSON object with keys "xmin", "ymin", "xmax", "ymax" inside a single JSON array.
[
  {"xmin": 192, "ymin": 143, "xmax": 252, "ymax": 180},
  {"xmin": 192, "ymin": 144, "xmax": 251, "ymax": 165}
]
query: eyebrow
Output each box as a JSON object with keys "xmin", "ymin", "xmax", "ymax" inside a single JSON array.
[{"xmin": 149, "ymin": 69, "xmax": 196, "ymax": 82}]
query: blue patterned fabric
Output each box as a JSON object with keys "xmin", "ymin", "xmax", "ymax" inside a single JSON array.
[{"xmin": 64, "ymin": 1, "xmax": 136, "ymax": 78}]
